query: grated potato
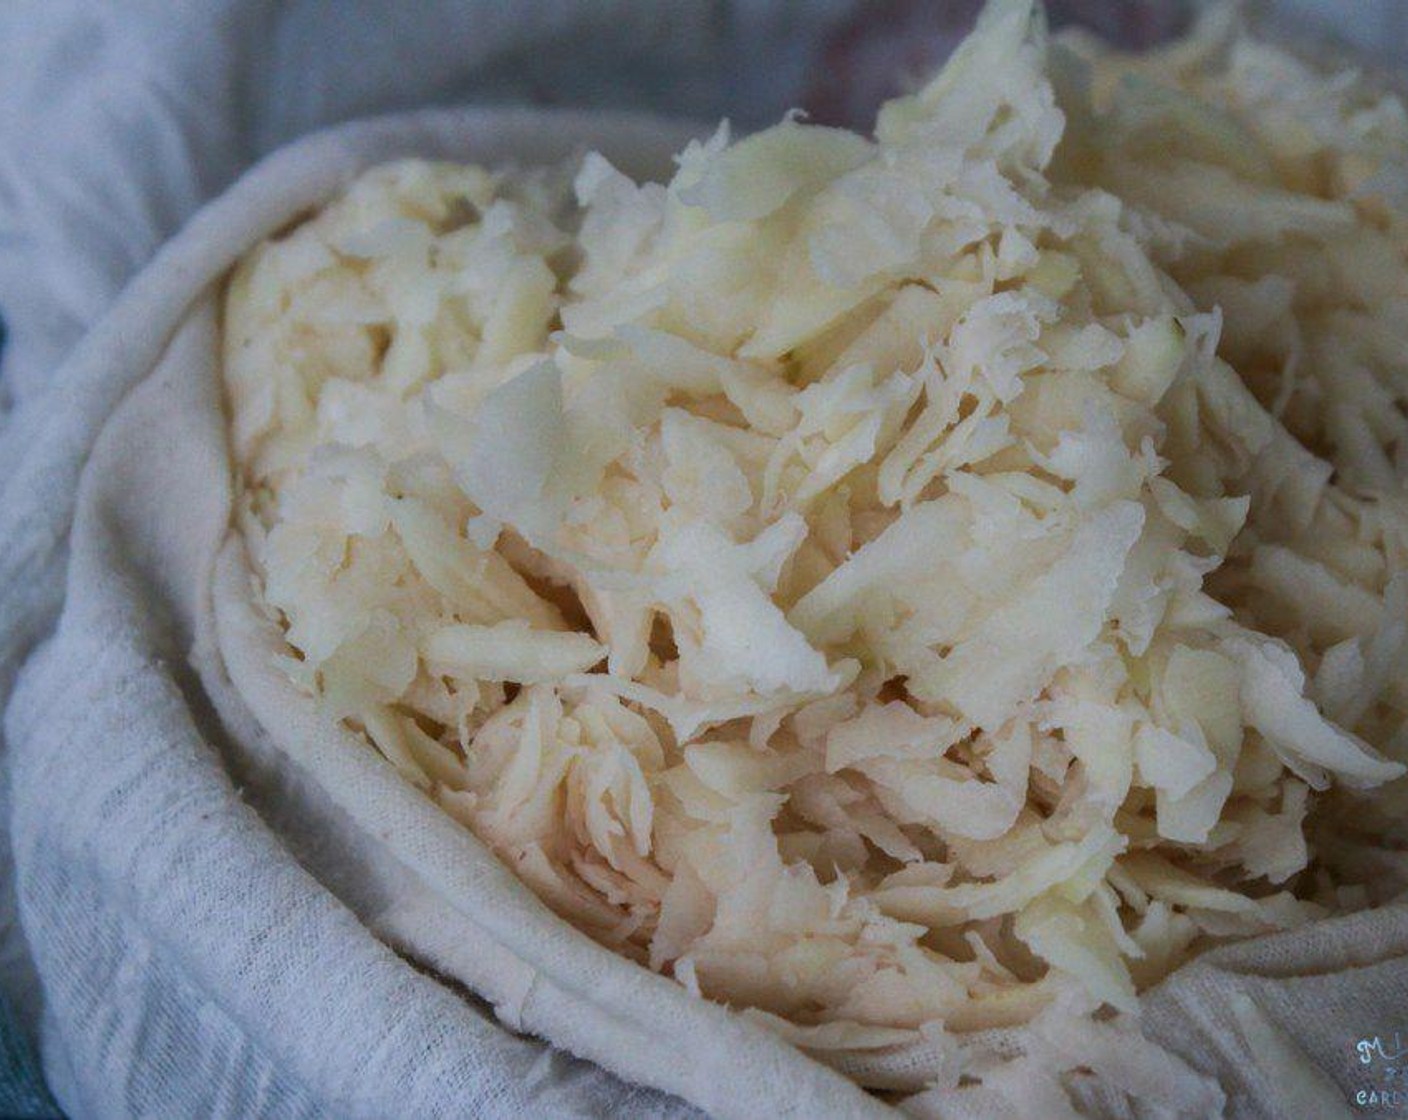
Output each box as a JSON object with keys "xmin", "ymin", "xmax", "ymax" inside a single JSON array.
[{"xmin": 224, "ymin": 0, "xmax": 1408, "ymax": 1106}]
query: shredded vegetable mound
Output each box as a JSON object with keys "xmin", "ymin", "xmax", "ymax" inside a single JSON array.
[{"xmin": 225, "ymin": 0, "xmax": 1408, "ymax": 1108}]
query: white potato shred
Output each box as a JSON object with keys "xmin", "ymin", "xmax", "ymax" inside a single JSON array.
[{"xmin": 224, "ymin": 0, "xmax": 1408, "ymax": 1111}]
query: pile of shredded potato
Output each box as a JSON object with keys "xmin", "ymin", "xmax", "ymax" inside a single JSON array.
[{"xmin": 224, "ymin": 0, "xmax": 1408, "ymax": 1108}]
